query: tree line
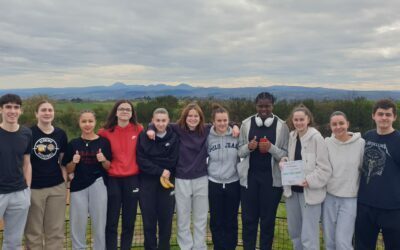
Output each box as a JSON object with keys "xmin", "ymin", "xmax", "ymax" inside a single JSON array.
[{"xmin": 15, "ymin": 95, "xmax": 400, "ymax": 139}]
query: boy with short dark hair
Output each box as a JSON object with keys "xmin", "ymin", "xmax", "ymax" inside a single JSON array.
[
  {"xmin": 0, "ymin": 93, "xmax": 32, "ymax": 249},
  {"xmin": 355, "ymin": 98, "xmax": 400, "ymax": 250}
]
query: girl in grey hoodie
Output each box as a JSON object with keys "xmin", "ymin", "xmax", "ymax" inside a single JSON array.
[
  {"xmin": 322, "ymin": 111, "xmax": 365, "ymax": 250},
  {"xmin": 207, "ymin": 104, "xmax": 240, "ymax": 250}
]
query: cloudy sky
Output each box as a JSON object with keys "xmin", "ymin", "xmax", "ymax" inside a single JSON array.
[{"xmin": 0, "ymin": 0, "xmax": 399, "ymax": 90}]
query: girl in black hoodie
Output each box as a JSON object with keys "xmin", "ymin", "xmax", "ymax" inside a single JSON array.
[{"xmin": 137, "ymin": 108, "xmax": 179, "ymax": 250}]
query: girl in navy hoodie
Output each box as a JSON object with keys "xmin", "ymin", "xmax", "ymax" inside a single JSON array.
[{"xmin": 137, "ymin": 108, "xmax": 179, "ymax": 250}]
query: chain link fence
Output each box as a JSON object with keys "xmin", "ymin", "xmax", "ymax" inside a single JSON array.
[{"xmin": 0, "ymin": 202, "xmax": 384, "ymax": 249}]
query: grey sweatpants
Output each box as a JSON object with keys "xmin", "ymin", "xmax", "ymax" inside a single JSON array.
[
  {"xmin": 175, "ymin": 176, "xmax": 208, "ymax": 250},
  {"xmin": 0, "ymin": 188, "xmax": 31, "ymax": 250},
  {"xmin": 70, "ymin": 177, "xmax": 107, "ymax": 250},
  {"xmin": 322, "ymin": 193, "xmax": 356, "ymax": 250},
  {"xmin": 286, "ymin": 192, "xmax": 321, "ymax": 250}
]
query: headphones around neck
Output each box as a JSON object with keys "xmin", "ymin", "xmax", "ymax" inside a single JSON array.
[{"xmin": 255, "ymin": 115, "xmax": 275, "ymax": 127}]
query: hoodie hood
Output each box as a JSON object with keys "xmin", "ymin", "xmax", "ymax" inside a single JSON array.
[
  {"xmin": 209, "ymin": 126, "xmax": 233, "ymax": 137},
  {"xmin": 290, "ymin": 127, "xmax": 319, "ymax": 143},
  {"xmin": 328, "ymin": 132, "xmax": 361, "ymax": 145},
  {"xmin": 155, "ymin": 126, "xmax": 174, "ymax": 142}
]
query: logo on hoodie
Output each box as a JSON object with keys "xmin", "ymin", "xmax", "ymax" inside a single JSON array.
[{"xmin": 208, "ymin": 142, "xmax": 238, "ymax": 153}]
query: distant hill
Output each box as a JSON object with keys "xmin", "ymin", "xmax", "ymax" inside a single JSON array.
[{"xmin": 1, "ymin": 82, "xmax": 399, "ymax": 100}]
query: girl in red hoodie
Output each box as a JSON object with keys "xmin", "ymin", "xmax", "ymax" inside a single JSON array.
[{"xmin": 98, "ymin": 100, "xmax": 143, "ymax": 250}]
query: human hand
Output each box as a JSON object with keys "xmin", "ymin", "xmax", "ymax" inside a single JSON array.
[
  {"xmin": 147, "ymin": 130, "xmax": 156, "ymax": 140},
  {"xmin": 232, "ymin": 125, "xmax": 240, "ymax": 138},
  {"xmin": 162, "ymin": 169, "xmax": 171, "ymax": 179},
  {"xmin": 248, "ymin": 136, "xmax": 258, "ymax": 150},
  {"xmin": 96, "ymin": 148, "xmax": 106, "ymax": 162},
  {"xmin": 279, "ymin": 157, "xmax": 288, "ymax": 170},
  {"xmin": 301, "ymin": 180, "xmax": 309, "ymax": 188},
  {"xmin": 72, "ymin": 151, "xmax": 80, "ymax": 164},
  {"xmin": 259, "ymin": 137, "xmax": 271, "ymax": 154}
]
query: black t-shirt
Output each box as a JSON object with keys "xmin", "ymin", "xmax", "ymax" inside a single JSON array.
[
  {"xmin": 0, "ymin": 126, "xmax": 32, "ymax": 194},
  {"xmin": 358, "ymin": 130, "xmax": 400, "ymax": 209},
  {"xmin": 248, "ymin": 117, "xmax": 277, "ymax": 183},
  {"xmin": 292, "ymin": 135, "xmax": 304, "ymax": 193},
  {"xmin": 30, "ymin": 125, "xmax": 68, "ymax": 189},
  {"xmin": 62, "ymin": 136, "xmax": 111, "ymax": 192}
]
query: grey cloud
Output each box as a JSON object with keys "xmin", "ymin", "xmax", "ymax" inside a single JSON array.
[{"xmin": 0, "ymin": 0, "xmax": 399, "ymax": 89}]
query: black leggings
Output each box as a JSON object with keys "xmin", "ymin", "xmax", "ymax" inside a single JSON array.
[
  {"xmin": 139, "ymin": 175, "xmax": 175, "ymax": 250},
  {"xmin": 106, "ymin": 175, "xmax": 140, "ymax": 250},
  {"xmin": 208, "ymin": 180, "xmax": 240, "ymax": 250},
  {"xmin": 241, "ymin": 172, "xmax": 283, "ymax": 250}
]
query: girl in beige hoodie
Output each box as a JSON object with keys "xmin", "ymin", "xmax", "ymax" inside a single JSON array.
[{"xmin": 280, "ymin": 105, "xmax": 331, "ymax": 250}]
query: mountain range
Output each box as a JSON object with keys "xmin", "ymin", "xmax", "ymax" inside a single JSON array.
[{"xmin": 0, "ymin": 82, "xmax": 399, "ymax": 101}]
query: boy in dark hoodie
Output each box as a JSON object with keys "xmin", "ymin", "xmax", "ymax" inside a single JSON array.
[{"xmin": 137, "ymin": 108, "xmax": 179, "ymax": 250}]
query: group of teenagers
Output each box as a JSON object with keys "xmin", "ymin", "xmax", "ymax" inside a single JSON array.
[{"xmin": 0, "ymin": 91, "xmax": 399, "ymax": 250}]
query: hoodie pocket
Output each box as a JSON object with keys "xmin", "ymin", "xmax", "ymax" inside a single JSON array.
[{"xmin": 303, "ymin": 152, "xmax": 316, "ymax": 174}]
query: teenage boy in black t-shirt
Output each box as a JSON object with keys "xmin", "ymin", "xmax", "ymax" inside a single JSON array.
[
  {"xmin": 355, "ymin": 99, "xmax": 400, "ymax": 250},
  {"xmin": 0, "ymin": 93, "xmax": 32, "ymax": 250}
]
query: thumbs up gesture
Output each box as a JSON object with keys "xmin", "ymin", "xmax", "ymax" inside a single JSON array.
[
  {"xmin": 96, "ymin": 148, "xmax": 106, "ymax": 163},
  {"xmin": 73, "ymin": 150, "xmax": 81, "ymax": 164},
  {"xmin": 248, "ymin": 136, "xmax": 258, "ymax": 150}
]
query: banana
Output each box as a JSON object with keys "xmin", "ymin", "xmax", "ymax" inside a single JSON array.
[
  {"xmin": 164, "ymin": 178, "xmax": 175, "ymax": 188},
  {"xmin": 160, "ymin": 177, "xmax": 174, "ymax": 189},
  {"xmin": 160, "ymin": 177, "xmax": 169, "ymax": 188}
]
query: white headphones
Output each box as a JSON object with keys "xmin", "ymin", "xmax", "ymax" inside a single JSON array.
[{"xmin": 255, "ymin": 115, "xmax": 275, "ymax": 127}]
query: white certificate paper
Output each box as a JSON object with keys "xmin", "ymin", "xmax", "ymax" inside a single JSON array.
[{"xmin": 281, "ymin": 160, "xmax": 305, "ymax": 186}]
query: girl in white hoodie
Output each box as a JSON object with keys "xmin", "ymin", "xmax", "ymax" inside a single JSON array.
[
  {"xmin": 322, "ymin": 111, "xmax": 365, "ymax": 250},
  {"xmin": 281, "ymin": 105, "xmax": 331, "ymax": 250}
]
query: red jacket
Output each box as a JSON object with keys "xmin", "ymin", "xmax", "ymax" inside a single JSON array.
[{"xmin": 98, "ymin": 123, "xmax": 143, "ymax": 177}]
